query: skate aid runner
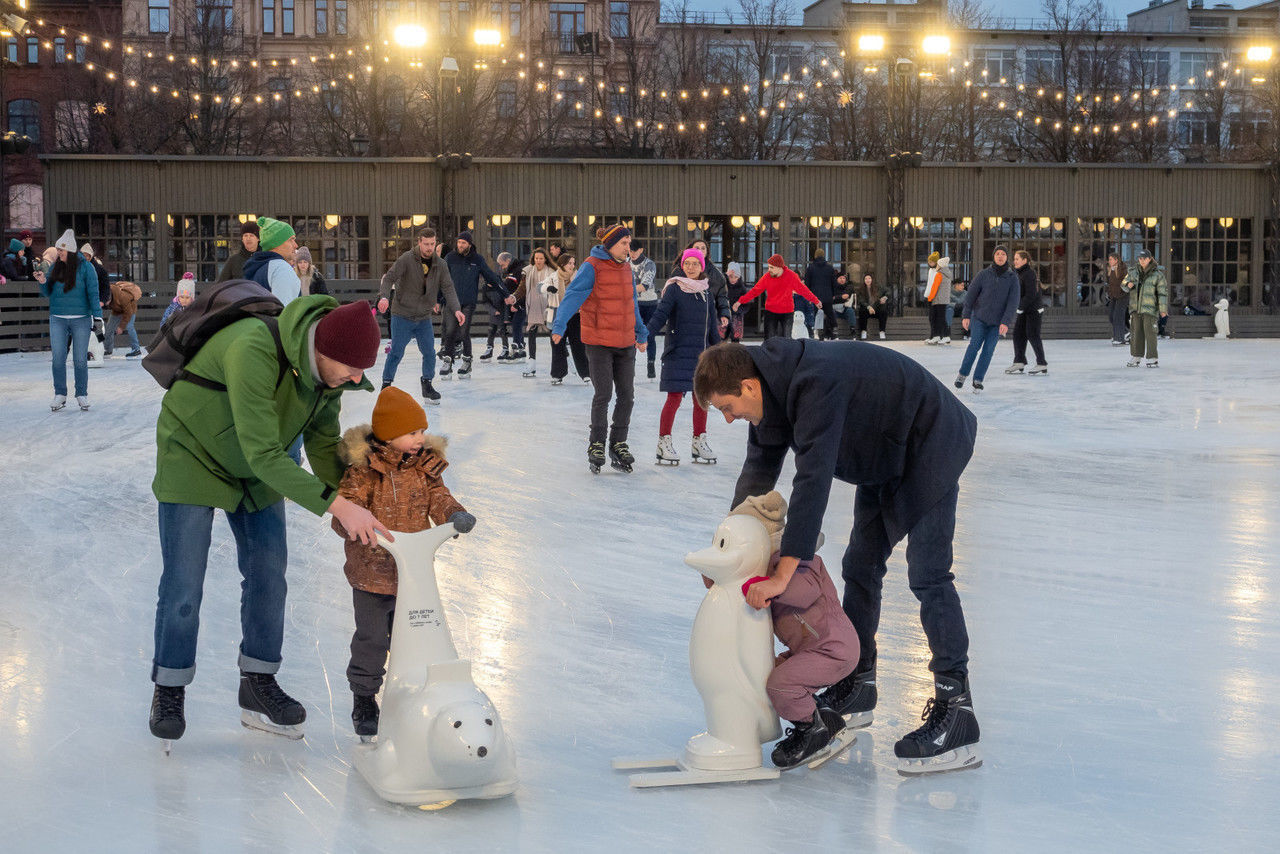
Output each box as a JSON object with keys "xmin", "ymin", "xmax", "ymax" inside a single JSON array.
[
  {"xmin": 732, "ymin": 491, "xmax": 860, "ymax": 770},
  {"xmin": 695, "ymin": 339, "xmax": 984, "ymax": 776}
]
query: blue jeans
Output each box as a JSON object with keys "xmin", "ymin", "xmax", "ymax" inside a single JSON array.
[
  {"xmin": 104, "ymin": 311, "xmax": 141, "ymax": 354},
  {"xmin": 50, "ymin": 315, "xmax": 91, "ymax": 397},
  {"xmin": 152, "ymin": 501, "xmax": 289, "ymax": 686},
  {"xmin": 638, "ymin": 301, "xmax": 659, "ymax": 366},
  {"xmin": 383, "ymin": 314, "xmax": 437, "ymax": 383},
  {"xmin": 841, "ymin": 484, "xmax": 969, "ymax": 675},
  {"xmin": 958, "ymin": 318, "xmax": 1002, "ymax": 382}
]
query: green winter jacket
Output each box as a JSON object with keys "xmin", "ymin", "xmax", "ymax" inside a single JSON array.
[
  {"xmin": 152, "ymin": 295, "xmax": 373, "ymax": 516},
  {"xmin": 1122, "ymin": 262, "xmax": 1169, "ymax": 317}
]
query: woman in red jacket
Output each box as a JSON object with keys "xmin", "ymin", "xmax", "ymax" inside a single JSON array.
[{"xmin": 732, "ymin": 254, "xmax": 821, "ymax": 340}]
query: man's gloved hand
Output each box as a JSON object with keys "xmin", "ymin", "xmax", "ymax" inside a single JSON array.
[{"xmin": 448, "ymin": 511, "xmax": 476, "ymax": 533}]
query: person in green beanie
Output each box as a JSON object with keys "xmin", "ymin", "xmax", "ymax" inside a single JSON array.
[{"xmin": 244, "ymin": 216, "xmax": 301, "ymax": 304}]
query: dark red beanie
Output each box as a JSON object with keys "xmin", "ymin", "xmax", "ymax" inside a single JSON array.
[
  {"xmin": 767, "ymin": 253, "xmax": 786, "ymax": 268},
  {"xmin": 315, "ymin": 301, "xmax": 380, "ymax": 370}
]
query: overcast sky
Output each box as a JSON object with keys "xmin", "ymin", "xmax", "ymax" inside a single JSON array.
[{"xmin": 680, "ymin": 1, "xmax": 1157, "ymax": 26}]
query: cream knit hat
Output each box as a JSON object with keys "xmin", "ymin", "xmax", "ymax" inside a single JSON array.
[
  {"xmin": 730, "ymin": 491, "xmax": 787, "ymax": 551},
  {"xmin": 54, "ymin": 228, "xmax": 77, "ymax": 252}
]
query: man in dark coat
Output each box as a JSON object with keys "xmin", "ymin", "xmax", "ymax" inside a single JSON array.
[
  {"xmin": 693, "ymin": 339, "xmax": 983, "ymax": 776},
  {"xmin": 443, "ymin": 230, "xmax": 509, "ymax": 365},
  {"xmin": 216, "ymin": 221, "xmax": 261, "ymax": 282},
  {"xmin": 803, "ymin": 249, "xmax": 840, "ymax": 340}
]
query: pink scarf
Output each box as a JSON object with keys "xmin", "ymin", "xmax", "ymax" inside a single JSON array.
[{"xmin": 665, "ymin": 276, "xmax": 709, "ymax": 295}]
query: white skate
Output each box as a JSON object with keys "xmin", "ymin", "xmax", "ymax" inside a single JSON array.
[
  {"xmin": 656, "ymin": 434, "xmax": 680, "ymax": 466},
  {"xmin": 691, "ymin": 433, "xmax": 716, "ymax": 465}
]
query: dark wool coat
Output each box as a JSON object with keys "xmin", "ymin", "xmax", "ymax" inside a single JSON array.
[
  {"xmin": 732, "ymin": 339, "xmax": 977, "ymax": 559},
  {"xmin": 444, "ymin": 245, "xmax": 504, "ymax": 306},
  {"xmin": 645, "ymin": 278, "xmax": 722, "ymax": 393},
  {"xmin": 963, "ymin": 264, "xmax": 1020, "ymax": 327},
  {"xmin": 803, "ymin": 258, "xmax": 839, "ymax": 303},
  {"xmin": 1016, "ymin": 264, "xmax": 1044, "ymax": 313}
]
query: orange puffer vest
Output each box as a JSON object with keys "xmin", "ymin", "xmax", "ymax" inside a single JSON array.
[{"xmin": 580, "ymin": 255, "xmax": 637, "ymax": 347}]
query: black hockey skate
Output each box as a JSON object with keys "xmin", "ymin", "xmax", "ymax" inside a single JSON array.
[
  {"xmin": 815, "ymin": 665, "xmax": 876, "ymax": 729},
  {"xmin": 421, "ymin": 377, "xmax": 441, "ymax": 405},
  {"xmin": 893, "ymin": 673, "xmax": 982, "ymax": 776},
  {"xmin": 609, "ymin": 441, "xmax": 635, "ymax": 473},
  {"xmin": 587, "ymin": 441, "xmax": 606, "ymax": 474},
  {"xmin": 149, "ymin": 685, "xmax": 186, "ymax": 755},
  {"xmin": 352, "ymin": 693, "xmax": 379, "ymax": 743},
  {"xmin": 804, "ymin": 706, "xmax": 860, "ymax": 770},
  {"xmin": 239, "ymin": 672, "xmax": 306, "ymax": 740},
  {"xmin": 972, "ymin": 380, "xmax": 984, "ymax": 393},
  {"xmin": 479, "ymin": 346, "xmax": 494, "ymax": 361},
  {"xmin": 439, "ymin": 355, "xmax": 453, "ymax": 380},
  {"xmin": 457, "ymin": 356, "xmax": 473, "ymax": 379},
  {"xmin": 770, "ymin": 710, "xmax": 831, "ymax": 770}
]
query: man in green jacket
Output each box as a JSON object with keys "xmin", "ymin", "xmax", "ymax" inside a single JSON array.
[
  {"xmin": 1122, "ymin": 248, "xmax": 1169, "ymax": 368},
  {"xmin": 148, "ymin": 296, "xmax": 390, "ymax": 749}
]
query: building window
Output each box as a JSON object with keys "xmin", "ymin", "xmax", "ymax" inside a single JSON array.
[
  {"xmin": 282, "ymin": 0, "xmax": 294, "ymax": 34},
  {"xmin": 315, "ymin": 0, "xmax": 327, "ymax": 34},
  {"xmin": 900, "ymin": 218, "xmax": 974, "ymax": 308},
  {"xmin": 458, "ymin": 1, "xmax": 473, "ymax": 34},
  {"xmin": 1230, "ymin": 114, "xmax": 1270, "ymax": 147},
  {"xmin": 1188, "ymin": 15, "xmax": 1229, "ymax": 29},
  {"xmin": 1023, "ymin": 49, "xmax": 1063, "ymax": 82},
  {"xmin": 1075, "ymin": 217, "xmax": 1160, "ymax": 308},
  {"xmin": 168, "ymin": 214, "xmax": 244, "ymax": 281},
  {"xmin": 496, "ymin": 80, "xmax": 517, "ymax": 117},
  {"xmin": 74, "ymin": 41, "xmax": 85, "ymax": 64},
  {"xmin": 488, "ymin": 214, "xmax": 576, "ymax": 266},
  {"xmin": 984, "ymin": 216, "xmax": 1066, "ymax": 305},
  {"xmin": 7, "ymin": 99, "xmax": 40, "ymax": 144},
  {"xmin": 55, "ymin": 100, "xmax": 91, "ymax": 150},
  {"xmin": 149, "ymin": 0, "xmax": 170, "ymax": 33},
  {"xmin": 610, "ymin": 2, "xmax": 630, "ymax": 38},
  {"xmin": 273, "ymin": 215, "xmax": 371, "ymax": 279},
  {"xmin": 269, "ymin": 77, "xmax": 289, "ymax": 113},
  {"xmin": 767, "ymin": 45, "xmax": 806, "ymax": 81},
  {"xmin": 263, "ymin": 1, "xmax": 275, "ymax": 34},
  {"xmin": 1170, "ymin": 217, "xmax": 1252, "ymax": 310},
  {"xmin": 8, "ymin": 183, "xmax": 43, "ymax": 231},
  {"xmin": 509, "ymin": 2, "xmax": 521, "ymax": 36},
  {"xmin": 788, "ymin": 217, "xmax": 877, "ymax": 284},
  {"xmin": 556, "ymin": 80, "xmax": 586, "ymax": 118},
  {"xmin": 549, "ymin": 3, "xmax": 584, "ymax": 54},
  {"xmin": 382, "ymin": 215, "xmax": 432, "ymax": 268},
  {"xmin": 1177, "ymin": 111, "xmax": 1218, "ymax": 147},
  {"xmin": 1129, "ymin": 50, "xmax": 1170, "ymax": 86},
  {"xmin": 320, "ymin": 80, "xmax": 341, "ymax": 115},
  {"xmin": 440, "ymin": 2, "xmax": 453, "ymax": 36},
  {"xmin": 26, "ymin": 37, "xmax": 37, "ymax": 64},
  {"xmin": 56, "ymin": 213, "xmax": 156, "ymax": 282},
  {"xmin": 196, "ymin": 0, "xmax": 235, "ymax": 32},
  {"xmin": 1179, "ymin": 51, "xmax": 1220, "ymax": 84},
  {"xmin": 335, "ymin": 0, "xmax": 347, "ymax": 34},
  {"xmin": 973, "ymin": 48, "xmax": 1015, "ymax": 82},
  {"xmin": 53, "ymin": 37, "xmax": 65, "ymax": 64},
  {"xmin": 5, "ymin": 38, "xmax": 15, "ymax": 64}
]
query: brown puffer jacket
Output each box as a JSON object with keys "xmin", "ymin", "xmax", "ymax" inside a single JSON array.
[
  {"xmin": 331, "ymin": 425, "xmax": 466, "ymax": 595},
  {"xmin": 108, "ymin": 281, "xmax": 143, "ymax": 326}
]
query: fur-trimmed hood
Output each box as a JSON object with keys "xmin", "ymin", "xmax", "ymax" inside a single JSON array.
[{"xmin": 339, "ymin": 424, "xmax": 449, "ymax": 470}]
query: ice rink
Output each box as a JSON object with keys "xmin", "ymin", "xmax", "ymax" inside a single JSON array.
[{"xmin": 1, "ymin": 336, "xmax": 1277, "ymax": 852}]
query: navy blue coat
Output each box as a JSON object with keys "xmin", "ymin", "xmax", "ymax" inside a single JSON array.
[
  {"xmin": 963, "ymin": 264, "xmax": 1020, "ymax": 327},
  {"xmin": 803, "ymin": 258, "xmax": 839, "ymax": 303},
  {"xmin": 732, "ymin": 339, "xmax": 977, "ymax": 560},
  {"xmin": 445, "ymin": 247, "xmax": 504, "ymax": 306},
  {"xmin": 645, "ymin": 279, "xmax": 722, "ymax": 393}
]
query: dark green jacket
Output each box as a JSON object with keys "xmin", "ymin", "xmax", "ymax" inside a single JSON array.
[
  {"xmin": 1122, "ymin": 263, "xmax": 1169, "ymax": 317},
  {"xmin": 152, "ymin": 295, "xmax": 373, "ymax": 515}
]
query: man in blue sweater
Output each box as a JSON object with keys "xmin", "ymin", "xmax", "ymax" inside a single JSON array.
[
  {"xmin": 955, "ymin": 245, "xmax": 1020, "ymax": 392},
  {"xmin": 443, "ymin": 231, "xmax": 510, "ymax": 376},
  {"xmin": 693, "ymin": 339, "xmax": 983, "ymax": 776}
]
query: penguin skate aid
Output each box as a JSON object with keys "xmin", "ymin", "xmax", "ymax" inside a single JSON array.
[{"xmin": 693, "ymin": 339, "xmax": 984, "ymax": 776}]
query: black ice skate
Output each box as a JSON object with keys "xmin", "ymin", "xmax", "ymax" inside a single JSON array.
[
  {"xmin": 238, "ymin": 672, "xmax": 306, "ymax": 740},
  {"xmin": 421, "ymin": 378, "xmax": 441, "ymax": 405},
  {"xmin": 609, "ymin": 441, "xmax": 635, "ymax": 473},
  {"xmin": 972, "ymin": 380, "xmax": 984, "ymax": 393},
  {"xmin": 893, "ymin": 673, "xmax": 982, "ymax": 776},
  {"xmin": 149, "ymin": 684, "xmax": 186, "ymax": 755},
  {"xmin": 587, "ymin": 441, "xmax": 606, "ymax": 474},
  {"xmin": 457, "ymin": 356, "xmax": 473, "ymax": 378},
  {"xmin": 479, "ymin": 346, "xmax": 494, "ymax": 361},
  {"xmin": 439, "ymin": 355, "xmax": 453, "ymax": 380},
  {"xmin": 815, "ymin": 665, "xmax": 876, "ymax": 729},
  {"xmin": 804, "ymin": 706, "xmax": 859, "ymax": 770},
  {"xmin": 770, "ymin": 710, "xmax": 831, "ymax": 770},
  {"xmin": 954, "ymin": 374, "xmax": 966, "ymax": 389},
  {"xmin": 380, "ymin": 380, "xmax": 393, "ymax": 390},
  {"xmin": 352, "ymin": 693, "xmax": 379, "ymax": 743},
  {"xmin": 495, "ymin": 348, "xmax": 513, "ymax": 363}
]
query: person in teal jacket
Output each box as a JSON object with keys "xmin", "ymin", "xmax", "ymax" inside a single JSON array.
[
  {"xmin": 147, "ymin": 295, "xmax": 391, "ymax": 750},
  {"xmin": 39, "ymin": 229, "xmax": 102, "ymax": 411}
]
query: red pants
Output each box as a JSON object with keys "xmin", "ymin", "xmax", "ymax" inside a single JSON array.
[{"xmin": 659, "ymin": 392, "xmax": 707, "ymax": 435}]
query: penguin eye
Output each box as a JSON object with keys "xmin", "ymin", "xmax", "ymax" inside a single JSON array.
[
  {"xmin": 485, "ymin": 718, "xmax": 493, "ymax": 726},
  {"xmin": 719, "ymin": 538, "xmax": 726, "ymax": 549},
  {"xmin": 453, "ymin": 720, "xmax": 462, "ymax": 728}
]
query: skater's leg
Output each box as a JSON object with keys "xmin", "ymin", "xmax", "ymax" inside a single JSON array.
[
  {"xmin": 957, "ymin": 319, "xmax": 987, "ymax": 377},
  {"xmin": 440, "ymin": 307, "xmax": 461, "ymax": 364},
  {"xmin": 1012, "ymin": 313, "xmax": 1028, "ymax": 364},
  {"xmin": 226, "ymin": 500, "xmax": 289, "ymax": 675},
  {"xmin": 691, "ymin": 396, "xmax": 708, "ymax": 435},
  {"xmin": 153, "ymin": 502, "xmax": 216, "ymax": 686},
  {"xmin": 609, "ymin": 345, "xmax": 636, "ymax": 444},
  {"xmin": 125, "ymin": 313, "xmax": 142, "ymax": 351},
  {"xmin": 659, "ymin": 392, "xmax": 681, "ymax": 435},
  {"xmin": 414, "ymin": 317, "xmax": 437, "ymax": 381},
  {"xmin": 49, "ymin": 316, "xmax": 70, "ymax": 396},
  {"xmin": 767, "ymin": 649, "xmax": 861, "ymax": 722},
  {"xmin": 551, "ymin": 334, "xmax": 568, "ymax": 379},
  {"xmin": 639, "ymin": 303, "xmax": 658, "ymax": 368},
  {"xmin": 383, "ymin": 315, "xmax": 412, "ymax": 384},
  {"xmin": 527, "ymin": 327, "xmax": 537, "ymax": 360},
  {"xmin": 841, "ymin": 487, "xmax": 896, "ymax": 672},
  {"xmin": 567, "ymin": 315, "xmax": 590, "ymax": 378},
  {"xmin": 1141, "ymin": 314, "xmax": 1159, "ymax": 359},
  {"xmin": 70, "ymin": 316, "xmax": 91, "ymax": 398},
  {"xmin": 875, "ymin": 311, "xmax": 887, "ymax": 334},
  {"xmin": 1129, "ymin": 313, "xmax": 1144, "ymax": 359},
  {"xmin": 1110, "ymin": 299, "xmax": 1128, "ymax": 342},
  {"xmin": 903, "ymin": 484, "xmax": 969, "ymax": 676},
  {"xmin": 971, "ymin": 321, "xmax": 1001, "ymax": 382},
  {"xmin": 347, "ymin": 588, "xmax": 396, "ymax": 696},
  {"xmin": 460, "ymin": 303, "xmax": 476, "ymax": 357},
  {"xmin": 1028, "ymin": 309, "xmax": 1047, "ymax": 365},
  {"xmin": 585, "ymin": 344, "xmax": 614, "ymax": 443}
]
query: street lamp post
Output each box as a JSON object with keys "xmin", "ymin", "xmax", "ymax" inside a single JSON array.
[{"xmin": 1246, "ymin": 45, "xmax": 1278, "ymax": 311}]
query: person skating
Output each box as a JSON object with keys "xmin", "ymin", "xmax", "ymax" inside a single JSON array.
[
  {"xmin": 148, "ymin": 299, "xmax": 390, "ymax": 750},
  {"xmin": 726, "ymin": 262, "xmax": 749, "ymax": 342},
  {"xmin": 331, "ymin": 386, "xmax": 475, "ymax": 740},
  {"xmin": 161, "ymin": 274, "xmax": 196, "ymax": 327},
  {"xmin": 729, "ymin": 492, "xmax": 860, "ymax": 769},
  {"xmin": 102, "ymin": 276, "xmax": 145, "ymax": 359},
  {"xmin": 694, "ymin": 340, "xmax": 982, "ymax": 776},
  {"xmin": 216, "ymin": 221, "xmax": 260, "ymax": 282},
  {"xmin": 444, "ymin": 231, "xmax": 511, "ymax": 371},
  {"xmin": 243, "ymin": 217, "xmax": 302, "ymax": 305},
  {"xmin": 517, "ymin": 248, "xmax": 558, "ymax": 377},
  {"xmin": 39, "ymin": 229, "xmax": 103, "ymax": 411},
  {"xmin": 924, "ymin": 252, "xmax": 953, "ymax": 344},
  {"xmin": 644, "ymin": 248, "xmax": 721, "ymax": 465},
  {"xmin": 803, "ymin": 249, "xmax": 841, "ymax": 340},
  {"xmin": 1122, "ymin": 248, "xmax": 1168, "ymax": 369},
  {"xmin": 733, "ymin": 254, "xmax": 821, "ymax": 340},
  {"xmin": 631, "ymin": 242, "xmax": 660, "ymax": 379},
  {"xmin": 483, "ymin": 252, "xmax": 518, "ymax": 362},
  {"xmin": 376, "ymin": 228, "xmax": 465, "ymax": 404},
  {"xmin": 1006, "ymin": 250, "xmax": 1048, "ymax": 375},
  {"xmin": 1104, "ymin": 253, "xmax": 1129, "ymax": 346},
  {"xmin": 551, "ymin": 224, "xmax": 649, "ymax": 472},
  {"xmin": 955, "ymin": 245, "xmax": 1019, "ymax": 393},
  {"xmin": 548, "ymin": 253, "xmax": 591, "ymax": 385}
]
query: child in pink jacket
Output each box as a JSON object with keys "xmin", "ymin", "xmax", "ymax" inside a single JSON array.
[{"xmin": 732, "ymin": 491, "xmax": 859, "ymax": 769}]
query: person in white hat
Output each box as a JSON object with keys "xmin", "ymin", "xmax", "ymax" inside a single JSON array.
[{"xmin": 39, "ymin": 228, "xmax": 104, "ymax": 410}]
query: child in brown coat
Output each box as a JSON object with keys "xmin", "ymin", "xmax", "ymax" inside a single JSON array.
[
  {"xmin": 733, "ymin": 491, "xmax": 860, "ymax": 769},
  {"xmin": 332, "ymin": 386, "xmax": 476, "ymax": 738}
]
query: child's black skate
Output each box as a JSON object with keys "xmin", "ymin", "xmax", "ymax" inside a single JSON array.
[
  {"xmin": 893, "ymin": 673, "xmax": 982, "ymax": 776},
  {"xmin": 457, "ymin": 356, "xmax": 472, "ymax": 378},
  {"xmin": 770, "ymin": 709, "xmax": 831, "ymax": 770},
  {"xmin": 587, "ymin": 441, "xmax": 606, "ymax": 474},
  {"xmin": 815, "ymin": 665, "xmax": 876, "ymax": 728},
  {"xmin": 609, "ymin": 441, "xmax": 635, "ymax": 473},
  {"xmin": 352, "ymin": 693, "xmax": 379, "ymax": 743},
  {"xmin": 149, "ymin": 684, "xmax": 186, "ymax": 755},
  {"xmin": 805, "ymin": 706, "xmax": 860, "ymax": 769},
  {"xmin": 439, "ymin": 355, "xmax": 453, "ymax": 380},
  {"xmin": 239, "ymin": 672, "xmax": 306, "ymax": 740}
]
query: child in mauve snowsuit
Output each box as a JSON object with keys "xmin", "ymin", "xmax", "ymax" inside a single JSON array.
[
  {"xmin": 332, "ymin": 386, "xmax": 476, "ymax": 738},
  {"xmin": 732, "ymin": 491, "xmax": 859, "ymax": 768}
]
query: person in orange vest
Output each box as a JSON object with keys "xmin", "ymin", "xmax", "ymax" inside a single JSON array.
[{"xmin": 551, "ymin": 224, "xmax": 650, "ymax": 473}]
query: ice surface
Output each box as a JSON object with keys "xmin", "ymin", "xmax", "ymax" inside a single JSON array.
[{"xmin": 1, "ymin": 338, "xmax": 1278, "ymax": 851}]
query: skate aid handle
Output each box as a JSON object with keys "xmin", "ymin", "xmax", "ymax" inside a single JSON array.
[{"xmin": 741, "ymin": 576, "xmax": 770, "ymax": 597}]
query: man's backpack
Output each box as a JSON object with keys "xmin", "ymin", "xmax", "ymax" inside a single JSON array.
[{"xmin": 143, "ymin": 279, "xmax": 287, "ymax": 391}]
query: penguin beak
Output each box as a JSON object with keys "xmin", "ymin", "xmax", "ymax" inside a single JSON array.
[{"xmin": 683, "ymin": 545, "xmax": 742, "ymax": 576}]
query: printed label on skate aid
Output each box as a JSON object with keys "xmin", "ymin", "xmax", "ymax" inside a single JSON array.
[{"xmin": 408, "ymin": 608, "xmax": 441, "ymax": 627}]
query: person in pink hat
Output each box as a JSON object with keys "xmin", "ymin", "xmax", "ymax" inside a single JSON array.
[{"xmin": 732, "ymin": 253, "xmax": 822, "ymax": 340}]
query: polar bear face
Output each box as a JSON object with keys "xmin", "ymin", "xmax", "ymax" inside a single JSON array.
[{"xmin": 426, "ymin": 699, "xmax": 502, "ymax": 783}]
